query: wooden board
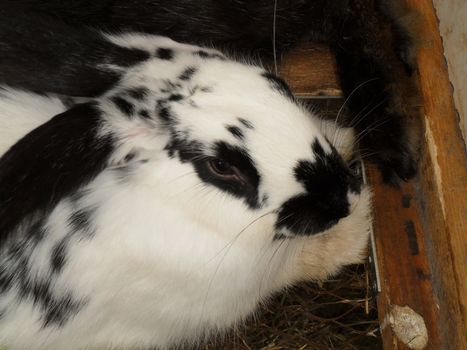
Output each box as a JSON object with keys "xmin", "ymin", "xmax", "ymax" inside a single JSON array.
[
  {"xmin": 279, "ymin": 43, "xmax": 342, "ymax": 98},
  {"xmin": 404, "ymin": 0, "xmax": 467, "ymax": 348},
  {"xmin": 367, "ymin": 165, "xmax": 442, "ymax": 349}
]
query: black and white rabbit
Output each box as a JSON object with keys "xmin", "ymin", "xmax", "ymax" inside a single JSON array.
[
  {"xmin": 0, "ymin": 35, "xmax": 371, "ymax": 349},
  {"xmin": 0, "ymin": 0, "xmax": 420, "ymax": 184}
]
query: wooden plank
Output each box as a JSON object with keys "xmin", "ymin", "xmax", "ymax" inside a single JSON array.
[
  {"xmin": 403, "ymin": 0, "xmax": 467, "ymax": 348},
  {"xmin": 367, "ymin": 165, "xmax": 441, "ymax": 349},
  {"xmin": 279, "ymin": 43, "xmax": 342, "ymax": 97}
]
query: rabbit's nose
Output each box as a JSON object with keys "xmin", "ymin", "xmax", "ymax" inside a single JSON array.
[
  {"xmin": 276, "ymin": 140, "xmax": 360, "ymax": 236},
  {"xmin": 274, "ymin": 189, "xmax": 351, "ymax": 236}
]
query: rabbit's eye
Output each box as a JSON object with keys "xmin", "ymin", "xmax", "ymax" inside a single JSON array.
[{"xmin": 208, "ymin": 158, "xmax": 236, "ymax": 177}]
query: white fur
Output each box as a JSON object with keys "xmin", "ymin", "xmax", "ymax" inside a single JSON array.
[
  {"xmin": 0, "ymin": 89, "xmax": 65, "ymax": 157},
  {"xmin": 0, "ymin": 35, "xmax": 371, "ymax": 350}
]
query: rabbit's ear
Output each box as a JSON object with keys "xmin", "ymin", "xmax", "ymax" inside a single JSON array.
[{"xmin": 0, "ymin": 103, "xmax": 114, "ymax": 243}]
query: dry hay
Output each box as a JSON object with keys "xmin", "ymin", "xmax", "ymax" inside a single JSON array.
[{"xmin": 201, "ymin": 262, "xmax": 381, "ymax": 350}]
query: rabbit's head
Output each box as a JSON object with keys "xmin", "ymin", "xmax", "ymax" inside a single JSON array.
[{"xmin": 94, "ymin": 35, "xmax": 366, "ymax": 243}]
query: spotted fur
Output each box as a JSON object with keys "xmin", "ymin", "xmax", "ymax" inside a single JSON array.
[{"xmin": 0, "ymin": 35, "xmax": 371, "ymax": 350}]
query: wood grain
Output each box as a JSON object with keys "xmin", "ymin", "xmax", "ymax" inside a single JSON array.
[
  {"xmin": 404, "ymin": 0, "xmax": 467, "ymax": 348},
  {"xmin": 279, "ymin": 43, "xmax": 342, "ymax": 97},
  {"xmin": 367, "ymin": 165, "xmax": 442, "ymax": 349}
]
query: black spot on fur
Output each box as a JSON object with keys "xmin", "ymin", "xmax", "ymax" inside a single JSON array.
[
  {"xmin": 167, "ymin": 149, "xmax": 175, "ymax": 158},
  {"xmin": 194, "ymin": 50, "xmax": 225, "ymax": 60},
  {"xmin": 50, "ymin": 207, "xmax": 94, "ymax": 273},
  {"xmin": 160, "ymin": 80, "xmax": 182, "ymax": 94},
  {"xmin": 69, "ymin": 209, "xmax": 93, "ymax": 234},
  {"xmin": 226, "ymin": 125, "xmax": 244, "ymax": 140},
  {"xmin": 156, "ymin": 100, "xmax": 173, "ymax": 121},
  {"xmin": 26, "ymin": 216, "xmax": 48, "ymax": 244},
  {"xmin": 42, "ymin": 293, "xmax": 84, "ymax": 327},
  {"xmin": 20, "ymin": 273, "xmax": 84, "ymax": 328},
  {"xmin": 179, "ymin": 67, "xmax": 197, "ymax": 81},
  {"xmin": 0, "ymin": 272, "xmax": 12, "ymax": 294},
  {"xmin": 0, "ymin": 242, "xmax": 28, "ymax": 294},
  {"xmin": 0, "ymin": 235, "xmax": 84, "ymax": 327},
  {"xmin": 124, "ymin": 152, "xmax": 136, "ymax": 162},
  {"xmin": 164, "ymin": 135, "xmax": 203, "ymax": 163},
  {"xmin": 156, "ymin": 47, "xmax": 174, "ymax": 60},
  {"xmin": 262, "ymin": 72, "xmax": 294, "ymax": 99},
  {"xmin": 276, "ymin": 140, "xmax": 361, "ymax": 236},
  {"xmin": 126, "ymin": 86, "xmax": 149, "ymax": 100},
  {"xmin": 194, "ymin": 50, "xmax": 210, "ymax": 58},
  {"xmin": 276, "ymin": 193, "xmax": 345, "ymax": 236},
  {"xmin": 238, "ymin": 118, "xmax": 254, "ymax": 129},
  {"xmin": 111, "ymin": 96, "xmax": 134, "ymax": 116},
  {"xmin": 51, "ymin": 239, "xmax": 68, "ymax": 273},
  {"xmin": 200, "ymin": 86, "xmax": 213, "ymax": 93},
  {"xmin": 0, "ymin": 103, "xmax": 113, "ymax": 245},
  {"xmin": 138, "ymin": 110, "xmax": 151, "ymax": 119},
  {"xmin": 168, "ymin": 93, "xmax": 184, "ymax": 102}
]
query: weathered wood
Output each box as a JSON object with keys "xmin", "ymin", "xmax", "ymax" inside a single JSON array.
[
  {"xmin": 404, "ymin": 0, "xmax": 467, "ymax": 348},
  {"xmin": 279, "ymin": 43, "xmax": 342, "ymax": 97},
  {"xmin": 360, "ymin": 1, "xmax": 467, "ymax": 346},
  {"xmin": 367, "ymin": 165, "xmax": 442, "ymax": 349}
]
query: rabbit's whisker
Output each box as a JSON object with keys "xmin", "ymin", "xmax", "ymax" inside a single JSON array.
[
  {"xmin": 197, "ymin": 210, "xmax": 276, "ymax": 327},
  {"xmin": 332, "ymin": 78, "xmax": 379, "ymax": 144}
]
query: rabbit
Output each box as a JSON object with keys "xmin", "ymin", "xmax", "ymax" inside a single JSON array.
[{"xmin": 0, "ymin": 34, "xmax": 371, "ymax": 350}]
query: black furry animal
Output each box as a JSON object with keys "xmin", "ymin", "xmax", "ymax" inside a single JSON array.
[{"xmin": 0, "ymin": 0, "xmax": 419, "ymax": 184}]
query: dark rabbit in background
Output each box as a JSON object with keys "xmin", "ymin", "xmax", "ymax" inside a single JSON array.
[{"xmin": 0, "ymin": 0, "xmax": 420, "ymax": 184}]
